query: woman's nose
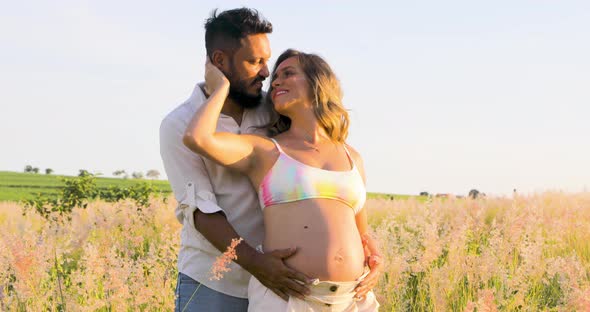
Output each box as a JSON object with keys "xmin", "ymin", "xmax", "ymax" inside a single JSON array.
[{"xmin": 271, "ymin": 77, "xmax": 280, "ymax": 87}]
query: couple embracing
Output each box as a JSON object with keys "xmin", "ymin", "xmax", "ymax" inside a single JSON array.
[{"xmin": 160, "ymin": 8, "xmax": 382, "ymax": 312}]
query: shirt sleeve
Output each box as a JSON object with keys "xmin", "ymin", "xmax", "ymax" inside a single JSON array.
[{"xmin": 159, "ymin": 113, "xmax": 224, "ymax": 229}]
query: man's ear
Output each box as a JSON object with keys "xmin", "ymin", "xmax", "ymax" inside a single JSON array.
[{"xmin": 211, "ymin": 50, "xmax": 229, "ymax": 71}]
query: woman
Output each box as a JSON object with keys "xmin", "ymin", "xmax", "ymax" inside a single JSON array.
[{"xmin": 184, "ymin": 49, "xmax": 380, "ymax": 311}]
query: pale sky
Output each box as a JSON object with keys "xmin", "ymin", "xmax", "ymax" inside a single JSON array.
[{"xmin": 1, "ymin": 0, "xmax": 589, "ymax": 195}]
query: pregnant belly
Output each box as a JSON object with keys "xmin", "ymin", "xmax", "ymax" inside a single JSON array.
[{"xmin": 263, "ymin": 199, "xmax": 365, "ymax": 281}]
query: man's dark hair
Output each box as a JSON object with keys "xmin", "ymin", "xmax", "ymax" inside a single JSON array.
[{"xmin": 205, "ymin": 8, "xmax": 272, "ymax": 58}]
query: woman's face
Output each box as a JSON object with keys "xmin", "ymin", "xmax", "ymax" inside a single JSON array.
[{"xmin": 270, "ymin": 56, "xmax": 312, "ymax": 114}]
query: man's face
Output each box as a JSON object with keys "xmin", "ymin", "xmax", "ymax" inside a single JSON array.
[{"xmin": 224, "ymin": 34, "xmax": 271, "ymax": 108}]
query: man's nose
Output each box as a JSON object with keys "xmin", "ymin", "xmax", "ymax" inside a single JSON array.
[{"xmin": 259, "ymin": 64, "xmax": 270, "ymax": 78}]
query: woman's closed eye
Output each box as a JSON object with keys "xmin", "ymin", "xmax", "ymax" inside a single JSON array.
[{"xmin": 276, "ymin": 70, "xmax": 294, "ymax": 80}]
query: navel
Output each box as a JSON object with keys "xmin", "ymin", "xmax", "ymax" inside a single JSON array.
[{"xmin": 334, "ymin": 248, "xmax": 344, "ymax": 263}]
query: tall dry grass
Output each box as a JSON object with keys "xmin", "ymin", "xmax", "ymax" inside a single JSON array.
[
  {"xmin": 1, "ymin": 192, "xmax": 589, "ymax": 311},
  {"xmin": 0, "ymin": 199, "xmax": 180, "ymax": 311},
  {"xmin": 371, "ymin": 192, "xmax": 590, "ymax": 311}
]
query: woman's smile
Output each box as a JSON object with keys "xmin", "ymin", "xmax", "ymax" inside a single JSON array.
[{"xmin": 272, "ymin": 88, "xmax": 289, "ymax": 100}]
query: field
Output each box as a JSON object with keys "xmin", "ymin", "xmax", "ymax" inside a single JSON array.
[
  {"xmin": 1, "ymin": 191, "xmax": 589, "ymax": 311},
  {"xmin": 1, "ymin": 171, "xmax": 589, "ymax": 310},
  {"xmin": 0, "ymin": 171, "xmax": 173, "ymax": 202}
]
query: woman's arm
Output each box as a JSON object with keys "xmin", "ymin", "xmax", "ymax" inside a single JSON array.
[
  {"xmin": 347, "ymin": 144, "xmax": 383, "ymax": 299},
  {"xmin": 349, "ymin": 144, "xmax": 382, "ymax": 258},
  {"xmin": 183, "ymin": 61, "xmax": 268, "ymax": 174}
]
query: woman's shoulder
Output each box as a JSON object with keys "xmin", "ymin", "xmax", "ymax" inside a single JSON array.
[
  {"xmin": 344, "ymin": 143, "xmax": 366, "ymax": 182},
  {"xmin": 239, "ymin": 134, "xmax": 281, "ymax": 155},
  {"xmin": 344, "ymin": 143, "xmax": 363, "ymax": 163},
  {"xmin": 268, "ymin": 132, "xmax": 292, "ymax": 145},
  {"xmin": 243, "ymin": 133, "xmax": 275, "ymax": 144}
]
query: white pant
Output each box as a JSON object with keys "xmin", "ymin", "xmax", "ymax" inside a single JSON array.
[{"xmin": 247, "ymin": 270, "xmax": 379, "ymax": 312}]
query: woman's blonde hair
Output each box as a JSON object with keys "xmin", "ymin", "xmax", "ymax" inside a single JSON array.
[{"xmin": 265, "ymin": 49, "xmax": 349, "ymax": 143}]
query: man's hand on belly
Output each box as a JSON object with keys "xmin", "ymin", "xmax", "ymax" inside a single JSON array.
[
  {"xmin": 193, "ymin": 210, "xmax": 312, "ymax": 301},
  {"xmin": 248, "ymin": 247, "xmax": 313, "ymax": 301}
]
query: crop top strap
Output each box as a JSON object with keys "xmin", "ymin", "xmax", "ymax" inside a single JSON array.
[
  {"xmin": 342, "ymin": 144, "xmax": 356, "ymax": 168},
  {"xmin": 269, "ymin": 138, "xmax": 285, "ymax": 154}
]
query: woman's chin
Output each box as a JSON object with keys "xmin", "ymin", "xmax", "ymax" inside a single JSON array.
[{"xmin": 273, "ymin": 102, "xmax": 288, "ymax": 114}]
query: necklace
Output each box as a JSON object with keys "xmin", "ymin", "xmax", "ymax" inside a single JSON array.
[
  {"xmin": 301, "ymin": 139, "xmax": 331, "ymax": 152},
  {"xmin": 297, "ymin": 130, "xmax": 329, "ymax": 152},
  {"xmin": 306, "ymin": 144, "xmax": 320, "ymax": 152}
]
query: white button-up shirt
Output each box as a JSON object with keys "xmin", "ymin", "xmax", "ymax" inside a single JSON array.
[{"xmin": 160, "ymin": 83, "xmax": 272, "ymax": 298}]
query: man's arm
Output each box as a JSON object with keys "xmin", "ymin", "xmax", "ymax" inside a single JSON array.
[{"xmin": 193, "ymin": 210, "xmax": 311, "ymax": 300}]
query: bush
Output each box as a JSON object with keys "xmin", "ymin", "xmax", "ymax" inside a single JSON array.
[
  {"xmin": 23, "ymin": 174, "xmax": 162, "ymax": 221},
  {"xmin": 99, "ymin": 183, "xmax": 158, "ymax": 210},
  {"xmin": 24, "ymin": 174, "xmax": 98, "ymax": 221}
]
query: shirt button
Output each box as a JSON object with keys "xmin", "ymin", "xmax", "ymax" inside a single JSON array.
[{"xmin": 330, "ymin": 285, "xmax": 338, "ymax": 292}]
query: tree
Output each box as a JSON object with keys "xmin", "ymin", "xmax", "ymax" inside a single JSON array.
[
  {"xmin": 469, "ymin": 189, "xmax": 480, "ymax": 199},
  {"xmin": 419, "ymin": 191, "xmax": 429, "ymax": 197},
  {"xmin": 78, "ymin": 169, "xmax": 92, "ymax": 177},
  {"xmin": 24, "ymin": 165, "xmax": 33, "ymax": 173},
  {"xmin": 132, "ymin": 172, "xmax": 144, "ymax": 179},
  {"xmin": 113, "ymin": 170, "xmax": 129, "ymax": 179},
  {"xmin": 146, "ymin": 169, "xmax": 160, "ymax": 179},
  {"xmin": 113, "ymin": 170, "xmax": 126, "ymax": 177},
  {"xmin": 45, "ymin": 168, "xmax": 54, "ymax": 175},
  {"xmin": 32, "ymin": 167, "xmax": 40, "ymax": 174}
]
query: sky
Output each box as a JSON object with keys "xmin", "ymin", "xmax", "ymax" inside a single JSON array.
[{"xmin": 1, "ymin": 0, "xmax": 589, "ymax": 196}]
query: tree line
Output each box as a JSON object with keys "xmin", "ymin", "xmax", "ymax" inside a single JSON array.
[{"xmin": 23, "ymin": 165, "xmax": 161, "ymax": 180}]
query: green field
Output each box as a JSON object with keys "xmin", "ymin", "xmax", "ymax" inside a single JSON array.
[
  {"xmin": 0, "ymin": 171, "xmax": 172, "ymax": 202},
  {"xmin": 0, "ymin": 171, "xmax": 408, "ymax": 202}
]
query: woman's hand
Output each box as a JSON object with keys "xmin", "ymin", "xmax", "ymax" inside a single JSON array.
[
  {"xmin": 204, "ymin": 59, "xmax": 230, "ymax": 97},
  {"xmin": 354, "ymin": 234, "xmax": 383, "ymax": 300}
]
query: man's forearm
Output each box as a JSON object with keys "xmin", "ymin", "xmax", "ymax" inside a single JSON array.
[
  {"xmin": 193, "ymin": 210, "xmax": 262, "ymax": 273},
  {"xmin": 194, "ymin": 210, "xmax": 311, "ymax": 300}
]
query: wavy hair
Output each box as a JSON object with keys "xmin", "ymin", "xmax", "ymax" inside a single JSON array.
[{"xmin": 265, "ymin": 49, "xmax": 349, "ymax": 143}]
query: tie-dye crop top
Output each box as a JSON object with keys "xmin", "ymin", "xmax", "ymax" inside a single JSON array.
[{"xmin": 257, "ymin": 138, "xmax": 366, "ymax": 214}]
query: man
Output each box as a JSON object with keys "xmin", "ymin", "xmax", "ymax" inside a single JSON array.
[{"xmin": 160, "ymin": 8, "xmax": 312, "ymax": 311}]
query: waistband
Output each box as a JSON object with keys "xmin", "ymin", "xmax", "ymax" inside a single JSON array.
[{"xmin": 306, "ymin": 266, "xmax": 370, "ymax": 297}]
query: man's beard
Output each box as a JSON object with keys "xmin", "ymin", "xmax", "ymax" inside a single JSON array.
[
  {"xmin": 224, "ymin": 65, "xmax": 264, "ymax": 109},
  {"xmin": 227, "ymin": 78, "xmax": 264, "ymax": 109}
]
